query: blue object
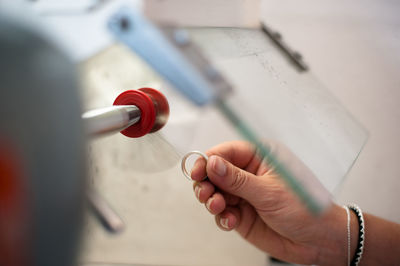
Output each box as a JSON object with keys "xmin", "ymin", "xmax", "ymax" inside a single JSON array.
[{"xmin": 108, "ymin": 8, "xmax": 217, "ymax": 106}]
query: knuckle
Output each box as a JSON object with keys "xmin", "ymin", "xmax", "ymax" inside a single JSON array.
[
  {"xmin": 257, "ymin": 181, "xmax": 288, "ymax": 212},
  {"xmin": 230, "ymin": 168, "xmax": 248, "ymax": 192}
]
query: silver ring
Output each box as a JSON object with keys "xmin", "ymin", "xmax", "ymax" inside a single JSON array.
[{"xmin": 181, "ymin": 151, "xmax": 208, "ymax": 181}]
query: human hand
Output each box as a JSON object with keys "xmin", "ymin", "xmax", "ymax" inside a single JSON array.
[{"xmin": 191, "ymin": 141, "xmax": 349, "ymax": 265}]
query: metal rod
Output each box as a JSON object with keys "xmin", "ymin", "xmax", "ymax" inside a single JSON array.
[
  {"xmin": 87, "ymin": 189, "xmax": 125, "ymax": 233},
  {"xmin": 82, "ymin": 105, "xmax": 141, "ymax": 137}
]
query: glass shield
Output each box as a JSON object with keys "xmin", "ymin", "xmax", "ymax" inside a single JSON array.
[
  {"xmin": 187, "ymin": 28, "xmax": 368, "ymax": 196},
  {"xmin": 80, "ymin": 28, "xmax": 367, "ymax": 266}
]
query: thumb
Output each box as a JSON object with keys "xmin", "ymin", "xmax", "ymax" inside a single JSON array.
[{"xmin": 206, "ymin": 155, "xmax": 263, "ymax": 205}]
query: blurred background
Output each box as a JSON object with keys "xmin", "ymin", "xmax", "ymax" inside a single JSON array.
[
  {"xmin": 1, "ymin": 0, "xmax": 399, "ymax": 266},
  {"xmin": 262, "ymin": 0, "xmax": 400, "ymax": 222}
]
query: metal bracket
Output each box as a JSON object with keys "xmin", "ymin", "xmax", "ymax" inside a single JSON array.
[{"xmin": 262, "ymin": 23, "xmax": 309, "ymax": 72}]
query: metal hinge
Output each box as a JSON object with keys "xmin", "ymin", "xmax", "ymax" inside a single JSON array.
[{"xmin": 262, "ymin": 23, "xmax": 309, "ymax": 72}]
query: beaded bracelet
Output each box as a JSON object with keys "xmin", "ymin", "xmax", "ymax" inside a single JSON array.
[
  {"xmin": 343, "ymin": 206, "xmax": 351, "ymax": 266},
  {"xmin": 348, "ymin": 204, "xmax": 365, "ymax": 266}
]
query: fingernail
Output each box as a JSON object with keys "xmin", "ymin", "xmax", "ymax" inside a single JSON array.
[
  {"xmin": 220, "ymin": 218, "xmax": 229, "ymax": 229},
  {"xmin": 194, "ymin": 185, "xmax": 201, "ymax": 200},
  {"xmin": 206, "ymin": 198, "xmax": 213, "ymax": 211},
  {"xmin": 210, "ymin": 156, "xmax": 227, "ymax": 177}
]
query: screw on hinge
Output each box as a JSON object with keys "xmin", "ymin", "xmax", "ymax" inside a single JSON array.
[
  {"xmin": 262, "ymin": 23, "xmax": 309, "ymax": 72},
  {"xmin": 119, "ymin": 17, "xmax": 130, "ymax": 31}
]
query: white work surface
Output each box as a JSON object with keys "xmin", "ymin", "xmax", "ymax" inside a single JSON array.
[{"xmin": 80, "ymin": 0, "xmax": 400, "ymax": 265}]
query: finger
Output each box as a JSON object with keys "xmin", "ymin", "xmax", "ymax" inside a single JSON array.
[
  {"xmin": 205, "ymin": 141, "xmax": 275, "ymax": 176},
  {"xmin": 234, "ymin": 200, "xmax": 259, "ymax": 239},
  {"xmin": 193, "ymin": 181, "xmax": 215, "ymax": 203},
  {"xmin": 215, "ymin": 207, "xmax": 241, "ymax": 231},
  {"xmin": 221, "ymin": 192, "xmax": 241, "ymax": 206},
  {"xmin": 245, "ymin": 151, "xmax": 271, "ymax": 176},
  {"xmin": 205, "ymin": 192, "xmax": 226, "ymax": 215},
  {"xmin": 206, "ymin": 155, "xmax": 263, "ymax": 205},
  {"xmin": 205, "ymin": 141, "xmax": 259, "ymax": 172},
  {"xmin": 216, "ymin": 201, "xmax": 263, "ymax": 241},
  {"xmin": 190, "ymin": 156, "xmax": 207, "ymax": 181}
]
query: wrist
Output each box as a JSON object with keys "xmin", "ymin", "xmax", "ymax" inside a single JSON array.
[
  {"xmin": 314, "ymin": 204, "xmax": 350, "ymax": 265},
  {"xmin": 314, "ymin": 204, "xmax": 360, "ymax": 266}
]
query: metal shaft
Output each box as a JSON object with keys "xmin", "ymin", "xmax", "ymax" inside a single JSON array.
[
  {"xmin": 82, "ymin": 105, "xmax": 141, "ymax": 137},
  {"xmin": 87, "ymin": 189, "xmax": 125, "ymax": 233},
  {"xmin": 82, "ymin": 105, "xmax": 140, "ymax": 232}
]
